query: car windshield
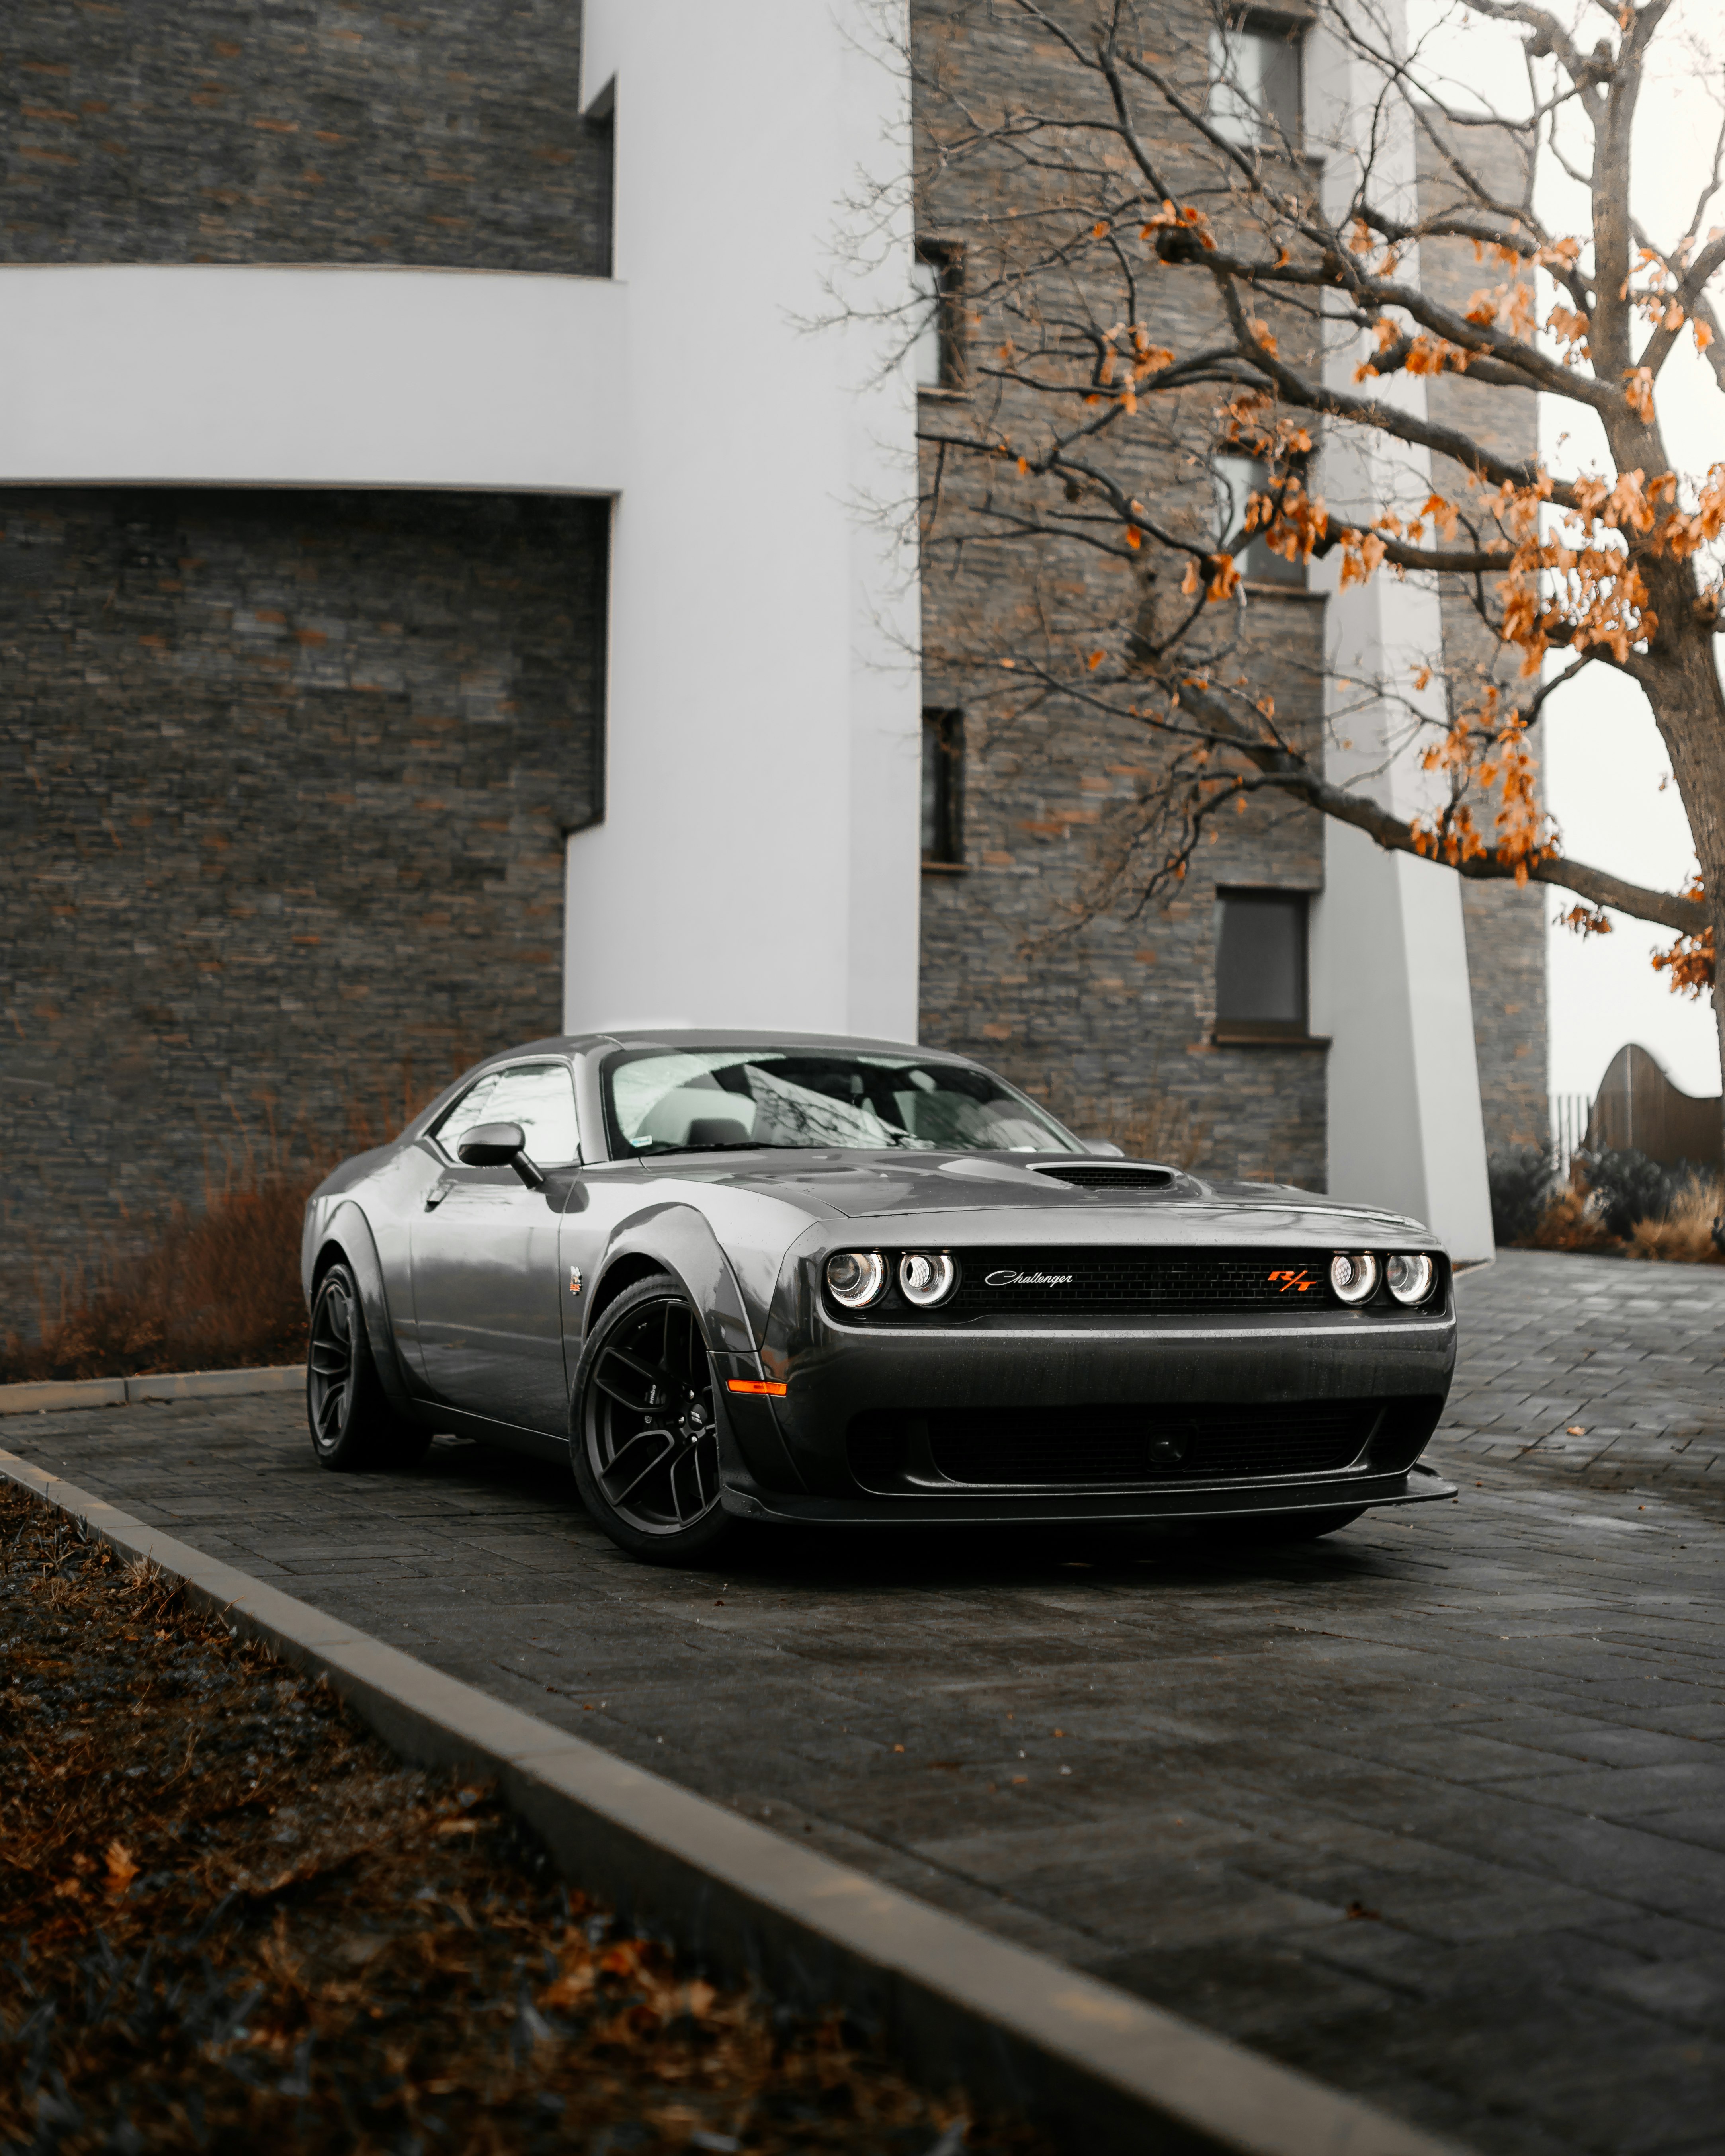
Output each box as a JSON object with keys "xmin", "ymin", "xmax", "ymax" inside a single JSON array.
[{"xmin": 603, "ymin": 1048, "xmax": 1083, "ymax": 1157}]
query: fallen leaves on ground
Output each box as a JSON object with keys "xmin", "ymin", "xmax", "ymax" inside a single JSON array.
[{"xmin": 0, "ymin": 1485, "xmax": 1050, "ymax": 2156}]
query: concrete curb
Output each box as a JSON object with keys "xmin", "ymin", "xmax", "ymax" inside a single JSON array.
[
  {"xmin": 0, "ymin": 1445, "xmax": 1472, "ymax": 2156},
  {"xmin": 0, "ymin": 1363, "xmax": 305, "ymax": 1416}
]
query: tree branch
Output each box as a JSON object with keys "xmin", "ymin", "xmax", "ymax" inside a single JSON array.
[{"xmin": 1159, "ymin": 674, "xmax": 1707, "ymax": 933}]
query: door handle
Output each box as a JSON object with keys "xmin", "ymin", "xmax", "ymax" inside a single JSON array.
[{"xmin": 424, "ymin": 1180, "xmax": 454, "ymax": 1211}]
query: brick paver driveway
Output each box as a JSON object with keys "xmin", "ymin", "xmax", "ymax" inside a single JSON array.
[{"xmin": 10, "ymin": 1250, "xmax": 1725, "ymax": 2156}]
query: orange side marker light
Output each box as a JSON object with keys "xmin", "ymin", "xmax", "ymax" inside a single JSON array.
[{"xmin": 726, "ymin": 1379, "xmax": 787, "ymax": 1397}]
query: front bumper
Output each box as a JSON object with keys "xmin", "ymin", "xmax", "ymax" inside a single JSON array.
[
  {"xmin": 721, "ymin": 1457, "xmax": 1456, "ymax": 1525},
  {"xmin": 715, "ymin": 1300, "xmax": 1457, "ymax": 1520}
]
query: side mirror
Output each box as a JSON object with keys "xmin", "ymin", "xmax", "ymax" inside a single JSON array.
[
  {"xmin": 457, "ymin": 1120, "xmax": 545, "ymax": 1189},
  {"xmin": 1082, "ymin": 1138, "xmax": 1125, "ymax": 1158}
]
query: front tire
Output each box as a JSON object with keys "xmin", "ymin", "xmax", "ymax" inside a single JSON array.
[
  {"xmin": 307, "ymin": 1261, "xmax": 432, "ymax": 1472},
  {"xmin": 570, "ymin": 1279, "xmax": 736, "ymax": 1566}
]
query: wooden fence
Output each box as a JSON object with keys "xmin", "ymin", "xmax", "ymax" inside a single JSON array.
[{"xmin": 1582, "ymin": 1043, "xmax": 1722, "ymax": 1172}]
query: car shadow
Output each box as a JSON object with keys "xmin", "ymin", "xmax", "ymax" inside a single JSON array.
[{"xmin": 402, "ymin": 1435, "xmax": 1406, "ymax": 1595}]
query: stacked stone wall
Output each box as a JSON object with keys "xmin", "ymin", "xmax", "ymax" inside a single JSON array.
[
  {"xmin": 1, "ymin": 0, "xmax": 610, "ymax": 274},
  {"xmin": 914, "ymin": 0, "xmax": 1328, "ymax": 1186},
  {"xmin": 0, "ymin": 487, "xmax": 606, "ymax": 1330},
  {"xmin": 913, "ymin": 5, "xmax": 1549, "ymax": 1178},
  {"xmin": 918, "ymin": 596, "xmax": 1330, "ymax": 1182}
]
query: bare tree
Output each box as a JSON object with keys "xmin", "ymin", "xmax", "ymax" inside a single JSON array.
[{"xmin": 903, "ymin": 0, "xmax": 1723, "ymax": 1089}]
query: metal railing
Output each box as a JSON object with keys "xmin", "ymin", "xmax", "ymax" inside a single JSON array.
[{"xmin": 1551, "ymin": 1092, "xmax": 1592, "ymax": 1180}]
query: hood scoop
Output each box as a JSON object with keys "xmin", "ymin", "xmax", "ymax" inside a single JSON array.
[{"xmin": 1033, "ymin": 1162, "xmax": 1176, "ymax": 1193}]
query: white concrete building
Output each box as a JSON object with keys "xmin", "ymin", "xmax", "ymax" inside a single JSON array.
[{"xmin": 0, "ymin": 0, "xmax": 1526, "ymax": 1292}]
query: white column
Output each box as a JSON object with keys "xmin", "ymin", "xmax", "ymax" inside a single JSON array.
[
  {"xmin": 1304, "ymin": 13, "xmax": 1494, "ymax": 1260},
  {"xmin": 567, "ymin": 0, "xmax": 922, "ymax": 1041}
]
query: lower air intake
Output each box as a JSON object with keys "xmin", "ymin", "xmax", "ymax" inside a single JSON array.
[{"xmin": 848, "ymin": 1399, "xmax": 1393, "ymax": 1490}]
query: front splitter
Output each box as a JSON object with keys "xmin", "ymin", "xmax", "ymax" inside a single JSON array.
[{"xmin": 721, "ymin": 1459, "xmax": 1458, "ymax": 1527}]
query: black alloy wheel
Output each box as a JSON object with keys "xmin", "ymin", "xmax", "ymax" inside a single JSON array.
[
  {"xmin": 571, "ymin": 1279, "xmax": 735, "ymax": 1564},
  {"xmin": 307, "ymin": 1260, "xmax": 432, "ymax": 1472}
]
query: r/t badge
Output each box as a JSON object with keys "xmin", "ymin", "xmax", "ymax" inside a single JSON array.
[{"xmin": 568, "ymin": 1264, "xmax": 584, "ymax": 1296}]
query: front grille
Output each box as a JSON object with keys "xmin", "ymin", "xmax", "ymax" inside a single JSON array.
[
  {"xmin": 849, "ymin": 1399, "xmax": 1385, "ymax": 1490},
  {"xmin": 1032, "ymin": 1164, "xmax": 1175, "ymax": 1192},
  {"xmin": 839, "ymin": 1247, "xmax": 1361, "ymax": 1324}
]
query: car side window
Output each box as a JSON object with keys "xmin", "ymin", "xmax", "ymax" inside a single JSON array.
[{"xmin": 433, "ymin": 1062, "xmax": 580, "ymax": 1166}]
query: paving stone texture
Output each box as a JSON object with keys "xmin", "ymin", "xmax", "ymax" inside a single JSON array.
[{"xmin": 12, "ymin": 1248, "xmax": 1725, "ymax": 2156}]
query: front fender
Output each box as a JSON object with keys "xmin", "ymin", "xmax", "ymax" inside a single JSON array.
[
  {"xmin": 315, "ymin": 1200, "xmax": 419, "ymax": 1420},
  {"xmin": 592, "ymin": 1203, "xmax": 756, "ymax": 1360},
  {"xmin": 589, "ymin": 1203, "xmax": 806, "ymax": 1494}
]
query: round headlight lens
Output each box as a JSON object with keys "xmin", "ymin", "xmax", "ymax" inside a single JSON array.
[
  {"xmin": 899, "ymin": 1252, "xmax": 957, "ymax": 1308},
  {"xmin": 826, "ymin": 1250, "xmax": 887, "ymax": 1309},
  {"xmin": 1329, "ymin": 1252, "xmax": 1379, "ymax": 1305},
  {"xmin": 1385, "ymin": 1252, "xmax": 1435, "ymax": 1305}
]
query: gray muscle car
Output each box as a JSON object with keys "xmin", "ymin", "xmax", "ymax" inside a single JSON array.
[{"xmin": 301, "ymin": 1032, "xmax": 1457, "ymax": 1564}]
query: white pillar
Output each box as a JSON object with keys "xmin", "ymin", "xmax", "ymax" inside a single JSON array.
[
  {"xmin": 1304, "ymin": 12, "xmax": 1494, "ymax": 1260},
  {"xmin": 566, "ymin": 0, "xmax": 922, "ymax": 1042}
]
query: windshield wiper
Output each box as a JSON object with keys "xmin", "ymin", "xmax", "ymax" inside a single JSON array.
[{"xmin": 637, "ymin": 1140, "xmax": 780, "ymax": 1157}]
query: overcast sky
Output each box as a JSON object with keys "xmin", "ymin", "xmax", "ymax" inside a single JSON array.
[{"xmin": 1401, "ymin": 0, "xmax": 1722, "ymax": 1104}]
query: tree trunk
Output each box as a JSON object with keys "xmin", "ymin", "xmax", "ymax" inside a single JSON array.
[{"xmin": 1639, "ymin": 627, "xmax": 1725, "ymax": 1162}]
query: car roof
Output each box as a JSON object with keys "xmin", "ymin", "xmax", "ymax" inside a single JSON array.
[{"xmin": 504, "ymin": 1030, "xmax": 964, "ymax": 1059}]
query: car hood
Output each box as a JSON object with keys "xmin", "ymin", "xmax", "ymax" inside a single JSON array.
[{"xmin": 641, "ymin": 1150, "xmax": 1435, "ymax": 1242}]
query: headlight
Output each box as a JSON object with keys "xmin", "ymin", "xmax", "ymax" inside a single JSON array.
[
  {"xmin": 1329, "ymin": 1252, "xmax": 1379, "ymax": 1305},
  {"xmin": 826, "ymin": 1250, "xmax": 887, "ymax": 1309},
  {"xmin": 899, "ymin": 1252, "xmax": 957, "ymax": 1308},
  {"xmin": 1386, "ymin": 1252, "xmax": 1435, "ymax": 1305}
]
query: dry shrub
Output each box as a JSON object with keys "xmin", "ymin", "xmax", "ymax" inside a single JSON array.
[
  {"xmin": 2, "ymin": 1057, "xmax": 472, "ymax": 1385},
  {"xmin": 1625, "ymin": 1176, "xmax": 1725, "ymax": 1265},
  {"xmin": 1, "ymin": 1164, "xmax": 321, "ymax": 1383},
  {"xmin": 1516, "ymin": 1170, "xmax": 1725, "ymax": 1264},
  {"xmin": 1522, "ymin": 1187, "xmax": 1622, "ymax": 1254}
]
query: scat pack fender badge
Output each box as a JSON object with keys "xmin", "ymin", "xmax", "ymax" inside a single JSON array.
[
  {"xmin": 568, "ymin": 1264, "xmax": 583, "ymax": 1296},
  {"xmin": 1268, "ymin": 1268, "xmax": 1317, "ymax": 1294}
]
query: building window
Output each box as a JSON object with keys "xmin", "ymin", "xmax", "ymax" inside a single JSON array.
[
  {"xmin": 1214, "ymin": 452, "xmax": 1307, "ymax": 587},
  {"xmin": 912, "ymin": 240, "xmax": 965, "ymax": 391},
  {"xmin": 1215, "ymin": 889, "xmax": 1309, "ymax": 1038},
  {"xmin": 922, "ymin": 709, "xmax": 964, "ymax": 865},
  {"xmin": 1207, "ymin": 14, "xmax": 1303, "ymax": 148}
]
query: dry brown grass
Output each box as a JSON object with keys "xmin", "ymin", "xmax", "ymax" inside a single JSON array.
[
  {"xmin": 1625, "ymin": 1176, "xmax": 1725, "ymax": 1265},
  {"xmin": 1514, "ymin": 1172, "xmax": 1725, "ymax": 1264},
  {"xmin": 2, "ymin": 1059, "xmax": 468, "ymax": 1385},
  {"xmin": 1, "ymin": 1165, "xmax": 320, "ymax": 1383},
  {"xmin": 1522, "ymin": 1187, "xmax": 1623, "ymax": 1254}
]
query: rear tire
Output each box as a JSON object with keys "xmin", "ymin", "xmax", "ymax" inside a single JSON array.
[
  {"xmin": 571, "ymin": 1278, "xmax": 736, "ymax": 1566},
  {"xmin": 1205, "ymin": 1506, "xmax": 1366, "ymax": 1543},
  {"xmin": 307, "ymin": 1261, "xmax": 432, "ymax": 1472}
]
